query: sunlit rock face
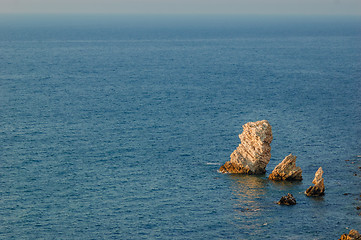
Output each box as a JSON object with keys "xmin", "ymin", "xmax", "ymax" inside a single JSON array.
[
  {"xmin": 219, "ymin": 120, "xmax": 272, "ymax": 174},
  {"xmin": 305, "ymin": 167, "xmax": 325, "ymax": 196},
  {"xmin": 269, "ymin": 154, "xmax": 302, "ymax": 181},
  {"xmin": 338, "ymin": 229, "xmax": 361, "ymax": 240}
]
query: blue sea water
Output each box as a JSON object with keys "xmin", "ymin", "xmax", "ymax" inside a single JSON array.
[{"xmin": 0, "ymin": 15, "xmax": 361, "ymax": 239}]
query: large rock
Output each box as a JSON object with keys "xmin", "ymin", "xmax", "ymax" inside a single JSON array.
[
  {"xmin": 219, "ymin": 120, "xmax": 272, "ymax": 174},
  {"xmin": 339, "ymin": 229, "xmax": 361, "ymax": 240},
  {"xmin": 305, "ymin": 167, "xmax": 325, "ymax": 196},
  {"xmin": 277, "ymin": 193, "xmax": 297, "ymax": 205},
  {"xmin": 269, "ymin": 154, "xmax": 302, "ymax": 181}
]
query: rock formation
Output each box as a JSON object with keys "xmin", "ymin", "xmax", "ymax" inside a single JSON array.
[
  {"xmin": 269, "ymin": 154, "xmax": 302, "ymax": 181},
  {"xmin": 277, "ymin": 193, "xmax": 297, "ymax": 205},
  {"xmin": 339, "ymin": 229, "xmax": 361, "ymax": 240},
  {"xmin": 219, "ymin": 120, "xmax": 273, "ymax": 174},
  {"xmin": 305, "ymin": 167, "xmax": 325, "ymax": 196}
]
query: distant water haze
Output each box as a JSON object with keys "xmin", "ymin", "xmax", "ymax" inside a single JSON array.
[{"xmin": 0, "ymin": 0, "xmax": 361, "ymax": 15}]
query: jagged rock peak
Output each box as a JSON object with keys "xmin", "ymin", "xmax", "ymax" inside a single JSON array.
[
  {"xmin": 219, "ymin": 120, "xmax": 273, "ymax": 174},
  {"xmin": 269, "ymin": 154, "xmax": 302, "ymax": 181},
  {"xmin": 305, "ymin": 167, "xmax": 325, "ymax": 196},
  {"xmin": 312, "ymin": 167, "xmax": 324, "ymax": 185}
]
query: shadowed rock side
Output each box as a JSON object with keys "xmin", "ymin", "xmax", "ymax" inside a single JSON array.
[
  {"xmin": 219, "ymin": 120, "xmax": 272, "ymax": 174},
  {"xmin": 339, "ymin": 229, "xmax": 361, "ymax": 240},
  {"xmin": 277, "ymin": 193, "xmax": 297, "ymax": 205},
  {"xmin": 305, "ymin": 167, "xmax": 325, "ymax": 196},
  {"xmin": 269, "ymin": 154, "xmax": 302, "ymax": 181}
]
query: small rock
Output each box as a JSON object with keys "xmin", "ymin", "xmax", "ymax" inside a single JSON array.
[
  {"xmin": 356, "ymin": 206, "xmax": 361, "ymax": 210},
  {"xmin": 338, "ymin": 229, "xmax": 361, "ymax": 240},
  {"xmin": 269, "ymin": 154, "xmax": 302, "ymax": 181},
  {"xmin": 305, "ymin": 167, "xmax": 325, "ymax": 197},
  {"xmin": 277, "ymin": 193, "xmax": 297, "ymax": 205}
]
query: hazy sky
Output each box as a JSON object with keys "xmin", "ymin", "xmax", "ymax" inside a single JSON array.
[{"xmin": 1, "ymin": 0, "xmax": 361, "ymax": 15}]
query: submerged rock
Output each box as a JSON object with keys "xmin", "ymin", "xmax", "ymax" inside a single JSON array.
[
  {"xmin": 339, "ymin": 229, "xmax": 361, "ymax": 240},
  {"xmin": 269, "ymin": 154, "xmax": 302, "ymax": 181},
  {"xmin": 277, "ymin": 193, "xmax": 297, "ymax": 205},
  {"xmin": 305, "ymin": 167, "xmax": 325, "ymax": 196},
  {"xmin": 219, "ymin": 120, "xmax": 273, "ymax": 174}
]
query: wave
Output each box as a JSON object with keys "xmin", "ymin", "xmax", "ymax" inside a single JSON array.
[{"xmin": 206, "ymin": 162, "xmax": 221, "ymax": 165}]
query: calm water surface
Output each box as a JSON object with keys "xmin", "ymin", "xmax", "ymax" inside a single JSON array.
[{"xmin": 0, "ymin": 15, "xmax": 360, "ymax": 239}]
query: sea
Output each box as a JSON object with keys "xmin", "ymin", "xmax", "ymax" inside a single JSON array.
[{"xmin": 0, "ymin": 14, "xmax": 360, "ymax": 239}]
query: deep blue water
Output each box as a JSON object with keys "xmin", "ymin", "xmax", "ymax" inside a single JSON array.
[{"xmin": 1, "ymin": 15, "xmax": 361, "ymax": 239}]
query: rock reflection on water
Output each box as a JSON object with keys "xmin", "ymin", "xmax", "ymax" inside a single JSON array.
[
  {"xmin": 230, "ymin": 174, "xmax": 267, "ymax": 215},
  {"xmin": 228, "ymin": 174, "xmax": 270, "ymax": 237}
]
